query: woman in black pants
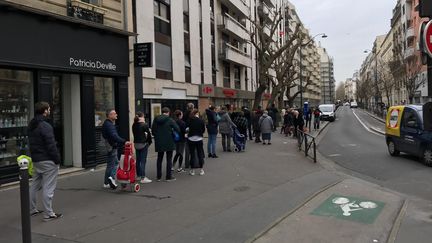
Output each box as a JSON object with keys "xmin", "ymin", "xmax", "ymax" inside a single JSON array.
[
  {"xmin": 173, "ymin": 110, "xmax": 186, "ymax": 172},
  {"xmin": 187, "ymin": 109, "xmax": 206, "ymax": 176}
]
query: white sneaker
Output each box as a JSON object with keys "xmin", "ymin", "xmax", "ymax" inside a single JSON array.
[
  {"xmin": 177, "ymin": 168, "xmax": 185, "ymax": 173},
  {"xmin": 140, "ymin": 177, "xmax": 152, "ymax": 184},
  {"xmin": 199, "ymin": 169, "xmax": 205, "ymax": 176},
  {"xmin": 103, "ymin": 184, "xmax": 110, "ymax": 189},
  {"xmin": 189, "ymin": 170, "xmax": 195, "ymax": 176},
  {"xmin": 108, "ymin": 176, "xmax": 118, "ymax": 189}
]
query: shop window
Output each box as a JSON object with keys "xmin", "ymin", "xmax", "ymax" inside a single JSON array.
[
  {"xmin": 94, "ymin": 77, "xmax": 115, "ymax": 127},
  {"xmin": 0, "ymin": 69, "xmax": 33, "ymax": 168}
]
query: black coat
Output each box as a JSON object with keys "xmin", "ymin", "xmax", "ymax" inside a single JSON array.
[
  {"xmin": 152, "ymin": 114, "xmax": 180, "ymax": 152},
  {"xmin": 132, "ymin": 122, "xmax": 152, "ymax": 145},
  {"xmin": 102, "ymin": 119, "xmax": 126, "ymax": 149},
  {"xmin": 28, "ymin": 115, "xmax": 61, "ymax": 164},
  {"xmin": 175, "ymin": 119, "xmax": 187, "ymax": 142},
  {"xmin": 188, "ymin": 116, "xmax": 205, "ymax": 138}
]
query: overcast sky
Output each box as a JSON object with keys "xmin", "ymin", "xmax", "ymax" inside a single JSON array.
[{"xmin": 289, "ymin": 0, "xmax": 396, "ymax": 87}]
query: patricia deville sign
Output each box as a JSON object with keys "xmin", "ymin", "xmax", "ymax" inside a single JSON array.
[{"xmin": 69, "ymin": 58, "xmax": 117, "ymax": 71}]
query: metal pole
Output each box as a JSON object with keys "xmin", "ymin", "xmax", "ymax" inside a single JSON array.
[
  {"xmin": 19, "ymin": 164, "xmax": 32, "ymax": 243},
  {"xmin": 299, "ymin": 46, "xmax": 303, "ymax": 108},
  {"xmin": 313, "ymin": 140, "xmax": 317, "ymax": 163},
  {"xmin": 304, "ymin": 134, "xmax": 308, "ymax": 157}
]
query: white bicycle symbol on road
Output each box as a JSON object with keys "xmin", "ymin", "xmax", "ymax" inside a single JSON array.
[{"xmin": 332, "ymin": 197, "xmax": 378, "ymax": 216}]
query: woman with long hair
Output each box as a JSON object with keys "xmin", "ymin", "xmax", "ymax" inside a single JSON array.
[
  {"xmin": 173, "ymin": 110, "xmax": 187, "ymax": 172},
  {"xmin": 132, "ymin": 112, "xmax": 152, "ymax": 183},
  {"xmin": 187, "ymin": 109, "xmax": 206, "ymax": 176}
]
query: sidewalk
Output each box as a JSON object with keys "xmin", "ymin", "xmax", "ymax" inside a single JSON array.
[{"xmin": 0, "ymin": 129, "xmax": 427, "ymax": 242}]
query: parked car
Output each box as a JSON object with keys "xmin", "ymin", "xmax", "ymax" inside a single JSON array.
[
  {"xmin": 350, "ymin": 101, "xmax": 358, "ymax": 108},
  {"xmin": 318, "ymin": 104, "xmax": 336, "ymax": 122},
  {"xmin": 385, "ymin": 103, "xmax": 432, "ymax": 166}
]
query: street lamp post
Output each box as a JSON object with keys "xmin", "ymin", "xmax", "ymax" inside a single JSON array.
[{"xmin": 299, "ymin": 33, "xmax": 327, "ymax": 107}]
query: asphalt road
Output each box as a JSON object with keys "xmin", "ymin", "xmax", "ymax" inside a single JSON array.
[{"xmin": 319, "ymin": 106, "xmax": 432, "ymax": 201}]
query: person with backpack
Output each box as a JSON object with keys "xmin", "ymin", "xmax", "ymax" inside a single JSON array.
[
  {"xmin": 313, "ymin": 107, "xmax": 322, "ymax": 130},
  {"xmin": 258, "ymin": 110, "xmax": 274, "ymax": 145},
  {"xmin": 132, "ymin": 112, "xmax": 152, "ymax": 184},
  {"xmin": 151, "ymin": 107, "xmax": 180, "ymax": 182},
  {"xmin": 173, "ymin": 110, "xmax": 187, "ymax": 172}
]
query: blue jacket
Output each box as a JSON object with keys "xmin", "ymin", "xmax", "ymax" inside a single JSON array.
[
  {"xmin": 102, "ymin": 119, "xmax": 126, "ymax": 149},
  {"xmin": 28, "ymin": 115, "xmax": 61, "ymax": 164}
]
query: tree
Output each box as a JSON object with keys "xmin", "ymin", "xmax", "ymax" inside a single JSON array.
[
  {"xmin": 405, "ymin": 56, "xmax": 427, "ymax": 104},
  {"xmin": 356, "ymin": 77, "xmax": 373, "ymax": 109},
  {"xmin": 249, "ymin": 6, "xmax": 303, "ymax": 110},
  {"xmin": 335, "ymin": 82, "xmax": 345, "ymax": 102},
  {"xmin": 376, "ymin": 59, "xmax": 395, "ymax": 106}
]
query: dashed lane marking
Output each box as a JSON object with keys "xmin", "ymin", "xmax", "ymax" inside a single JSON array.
[{"xmin": 328, "ymin": 154, "xmax": 341, "ymax": 157}]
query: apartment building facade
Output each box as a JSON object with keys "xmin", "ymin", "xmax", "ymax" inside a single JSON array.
[
  {"xmin": 318, "ymin": 46, "xmax": 335, "ymax": 104},
  {"xmin": 0, "ymin": 0, "xmax": 133, "ymax": 183}
]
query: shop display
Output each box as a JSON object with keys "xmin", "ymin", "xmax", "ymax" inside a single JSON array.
[{"xmin": 0, "ymin": 69, "xmax": 32, "ymax": 167}]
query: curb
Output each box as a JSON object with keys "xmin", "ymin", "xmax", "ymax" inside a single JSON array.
[
  {"xmin": 246, "ymin": 179, "xmax": 343, "ymax": 243},
  {"xmin": 362, "ymin": 109, "xmax": 385, "ymax": 124},
  {"xmin": 386, "ymin": 199, "xmax": 408, "ymax": 243}
]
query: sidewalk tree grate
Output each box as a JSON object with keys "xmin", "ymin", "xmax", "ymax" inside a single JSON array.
[{"xmin": 310, "ymin": 194, "xmax": 385, "ymax": 224}]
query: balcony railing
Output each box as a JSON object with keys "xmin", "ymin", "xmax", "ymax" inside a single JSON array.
[
  {"xmin": 217, "ymin": 13, "xmax": 249, "ymax": 41},
  {"xmin": 220, "ymin": 0, "xmax": 250, "ymax": 17},
  {"xmin": 68, "ymin": 0, "xmax": 107, "ymax": 24},
  {"xmin": 219, "ymin": 42, "xmax": 251, "ymax": 68},
  {"xmin": 258, "ymin": 2, "xmax": 273, "ymax": 22},
  {"xmin": 262, "ymin": 0, "xmax": 276, "ymax": 8},
  {"xmin": 406, "ymin": 27, "xmax": 415, "ymax": 40},
  {"xmin": 404, "ymin": 46, "xmax": 415, "ymax": 60}
]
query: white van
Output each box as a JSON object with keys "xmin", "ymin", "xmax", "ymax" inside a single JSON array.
[{"xmin": 318, "ymin": 104, "xmax": 336, "ymax": 122}]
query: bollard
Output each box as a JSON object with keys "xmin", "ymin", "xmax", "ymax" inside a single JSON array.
[{"xmin": 18, "ymin": 158, "xmax": 32, "ymax": 243}]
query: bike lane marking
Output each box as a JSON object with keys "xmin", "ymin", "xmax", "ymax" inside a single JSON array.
[{"xmin": 310, "ymin": 194, "xmax": 385, "ymax": 224}]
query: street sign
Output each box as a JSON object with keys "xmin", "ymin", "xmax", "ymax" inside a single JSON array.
[
  {"xmin": 134, "ymin": 43, "xmax": 152, "ymax": 67},
  {"xmin": 424, "ymin": 21, "xmax": 432, "ymax": 58},
  {"xmin": 311, "ymin": 194, "xmax": 385, "ymax": 224}
]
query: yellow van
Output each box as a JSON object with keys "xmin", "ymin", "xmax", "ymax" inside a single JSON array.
[{"xmin": 385, "ymin": 103, "xmax": 432, "ymax": 166}]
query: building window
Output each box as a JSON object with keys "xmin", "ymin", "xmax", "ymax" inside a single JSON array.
[
  {"xmin": 234, "ymin": 66, "xmax": 241, "ymax": 89},
  {"xmin": 245, "ymin": 69, "xmax": 248, "ymax": 91},
  {"xmin": 154, "ymin": 0, "xmax": 171, "ymax": 36},
  {"xmin": 81, "ymin": 0, "xmax": 100, "ymax": 5},
  {"xmin": 155, "ymin": 42, "xmax": 173, "ymax": 79},
  {"xmin": 94, "ymin": 77, "xmax": 115, "ymax": 127},
  {"xmin": 223, "ymin": 62, "xmax": 231, "ymax": 88}
]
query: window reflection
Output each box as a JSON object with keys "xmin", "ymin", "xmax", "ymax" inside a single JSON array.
[{"xmin": 94, "ymin": 77, "xmax": 114, "ymax": 127}]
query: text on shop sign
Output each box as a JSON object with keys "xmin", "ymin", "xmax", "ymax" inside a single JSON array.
[{"xmin": 69, "ymin": 58, "xmax": 117, "ymax": 71}]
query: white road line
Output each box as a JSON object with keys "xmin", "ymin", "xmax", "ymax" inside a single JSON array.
[{"xmin": 352, "ymin": 110, "xmax": 383, "ymax": 137}]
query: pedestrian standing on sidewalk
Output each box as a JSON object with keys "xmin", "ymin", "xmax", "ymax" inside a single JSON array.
[
  {"xmin": 233, "ymin": 111, "xmax": 248, "ymax": 139},
  {"xmin": 187, "ymin": 109, "xmax": 206, "ymax": 176},
  {"xmin": 293, "ymin": 110, "xmax": 305, "ymax": 136},
  {"xmin": 205, "ymin": 105, "xmax": 219, "ymax": 158},
  {"xmin": 152, "ymin": 107, "xmax": 180, "ymax": 182},
  {"xmin": 173, "ymin": 110, "xmax": 186, "ymax": 172},
  {"xmin": 132, "ymin": 112, "xmax": 152, "ymax": 184},
  {"xmin": 29, "ymin": 101, "xmax": 62, "ymax": 221},
  {"xmin": 253, "ymin": 106, "xmax": 263, "ymax": 143},
  {"xmin": 313, "ymin": 107, "xmax": 322, "ymax": 130},
  {"xmin": 242, "ymin": 106, "xmax": 253, "ymax": 140},
  {"xmin": 183, "ymin": 103, "xmax": 195, "ymax": 170},
  {"xmin": 259, "ymin": 110, "xmax": 274, "ymax": 145},
  {"xmin": 269, "ymin": 104, "xmax": 279, "ymax": 132},
  {"xmin": 219, "ymin": 106, "xmax": 236, "ymax": 152},
  {"xmin": 102, "ymin": 108, "xmax": 127, "ymax": 190}
]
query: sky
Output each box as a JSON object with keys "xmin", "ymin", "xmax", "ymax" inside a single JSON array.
[{"xmin": 289, "ymin": 0, "xmax": 396, "ymax": 87}]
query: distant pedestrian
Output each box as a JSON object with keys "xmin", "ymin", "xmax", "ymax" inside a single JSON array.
[
  {"xmin": 259, "ymin": 110, "xmax": 274, "ymax": 145},
  {"xmin": 187, "ymin": 109, "xmax": 206, "ymax": 176},
  {"xmin": 233, "ymin": 111, "xmax": 248, "ymax": 138},
  {"xmin": 219, "ymin": 106, "xmax": 236, "ymax": 152},
  {"xmin": 305, "ymin": 108, "xmax": 312, "ymax": 131},
  {"xmin": 152, "ymin": 107, "xmax": 180, "ymax": 182},
  {"xmin": 242, "ymin": 106, "xmax": 253, "ymax": 140},
  {"xmin": 269, "ymin": 104, "xmax": 279, "ymax": 131},
  {"xmin": 283, "ymin": 108, "xmax": 294, "ymax": 136},
  {"xmin": 132, "ymin": 112, "xmax": 152, "ymax": 184},
  {"xmin": 205, "ymin": 105, "xmax": 219, "ymax": 158},
  {"xmin": 29, "ymin": 102, "xmax": 63, "ymax": 221},
  {"xmin": 293, "ymin": 110, "xmax": 305, "ymax": 136},
  {"xmin": 173, "ymin": 110, "xmax": 187, "ymax": 172},
  {"xmin": 102, "ymin": 108, "xmax": 127, "ymax": 189},
  {"xmin": 252, "ymin": 106, "xmax": 263, "ymax": 143}
]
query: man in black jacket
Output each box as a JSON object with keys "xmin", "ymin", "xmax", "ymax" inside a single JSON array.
[
  {"xmin": 102, "ymin": 109, "xmax": 128, "ymax": 189},
  {"xmin": 242, "ymin": 106, "xmax": 253, "ymax": 140},
  {"xmin": 29, "ymin": 101, "xmax": 62, "ymax": 221}
]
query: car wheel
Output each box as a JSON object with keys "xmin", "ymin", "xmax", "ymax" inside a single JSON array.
[
  {"xmin": 387, "ymin": 140, "xmax": 400, "ymax": 156},
  {"xmin": 423, "ymin": 147, "xmax": 432, "ymax": 166}
]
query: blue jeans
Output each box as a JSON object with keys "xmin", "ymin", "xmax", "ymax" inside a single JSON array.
[
  {"xmin": 136, "ymin": 147, "xmax": 149, "ymax": 178},
  {"xmin": 207, "ymin": 133, "xmax": 217, "ymax": 154},
  {"xmin": 104, "ymin": 150, "xmax": 119, "ymax": 184}
]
